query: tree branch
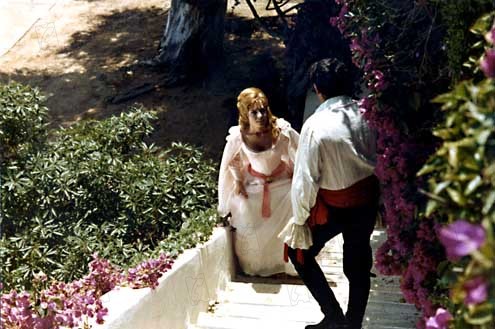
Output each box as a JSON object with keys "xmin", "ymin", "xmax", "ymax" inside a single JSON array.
[
  {"xmin": 109, "ymin": 73, "xmax": 184, "ymax": 104},
  {"xmin": 243, "ymin": 0, "xmax": 283, "ymax": 39}
]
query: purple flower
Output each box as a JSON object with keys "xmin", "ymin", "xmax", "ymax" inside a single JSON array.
[
  {"xmin": 372, "ymin": 69, "xmax": 388, "ymax": 91},
  {"xmin": 480, "ymin": 49, "xmax": 495, "ymax": 78},
  {"xmin": 438, "ymin": 220, "xmax": 486, "ymax": 261},
  {"xmin": 425, "ymin": 308, "xmax": 452, "ymax": 329},
  {"xmin": 329, "ymin": 17, "xmax": 338, "ymax": 27},
  {"xmin": 485, "ymin": 28, "xmax": 495, "ymax": 44},
  {"xmin": 350, "ymin": 38, "xmax": 363, "ymax": 54},
  {"xmin": 464, "ymin": 277, "xmax": 488, "ymax": 305}
]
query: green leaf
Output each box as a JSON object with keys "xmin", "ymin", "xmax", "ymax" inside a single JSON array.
[
  {"xmin": 463, "ymin": 156, "xmax": 480, "ymax": 171},
  {"xmin": 475, "ymin": 130, "xmax": 491, "ymax": 145},
  {"xmin": 482, "ymin": 191, "xmax": 495, "ymax": 214},
  {"xmin": 464, "ymin": 175, "xmax": 482, "ymax": 196},
  {"xmin": 425, "ymin": 200, "xmax": 438, "ymax": 217},
  {"xmin": 446, "ymin": 112, "xmax": 458, "ymax": 127},
  {"xmin": 434, "ymin": 181, "xmax": 451, "ymax": 194},
  {"xmin": 447, "ymin": 144, "xmax": 459, "ymax": 169},
  {"xmin": 432, "ymin": 128, "xmax": 452, "ymax": 140},
  {"xmin": 470, "ymin": 12, "xmax": 495, "ymax": 35},
  {"xmin": 446, "ymin": 187, "xmax": 467, "ymax": 206},
  {"xmin": 432, "ymin": 92, "xmax": 455, "ymax": 104},
  {"xmin": 463, "ymin": 303, "xmax": 494, "ymax": 325},
  {"xmin": 417, "ymin": 163, "xmax": 438, "ymax": 176}
]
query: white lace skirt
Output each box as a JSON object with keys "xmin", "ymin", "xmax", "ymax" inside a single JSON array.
[{"xmin": 230, "ymin": 177, "xmax": 297, "ymax": 276}]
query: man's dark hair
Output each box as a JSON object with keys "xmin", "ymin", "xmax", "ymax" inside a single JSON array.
[{"xmin": 308, "ymin": 58, "xmax": 354, "ymax": 100}]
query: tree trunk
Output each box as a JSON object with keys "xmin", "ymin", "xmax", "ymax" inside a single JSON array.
[{"xmin": 154, "ymin": 0, "xmax": 227, "ymax": 80}]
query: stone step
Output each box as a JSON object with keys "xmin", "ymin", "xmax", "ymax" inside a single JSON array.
[
  {"xmin": 231, "ymin": 274, "xmax": 397, "ymax": 294},
  {"xmin": 190, "ymin": 314, "xmax": 313, "ymax": 329},
  {"xmin": 189, "ymin": 229, "xmax": 418, "ymax": 329},
  {"xmin": 218, "ymin": 282, "xmax": 317, "ymax": 306},
  {"xmin": 198, "ymin": 282, "xmax": 417, "ymax": 328},
  {"xmin": 192, "ymin": 309, "xmax": 417, "ymax": 329},
  {"xmin": 204, "ymin": 299, "xmax": 417, "ymax": 320},
  {"xmin": 368, "ymin": 288, "xmax": 407, "ymax": 303}
]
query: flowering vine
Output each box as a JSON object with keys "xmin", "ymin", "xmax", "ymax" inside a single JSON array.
[
  {"xmin": 420, "ymin": 13, "xmax": 495, "ymax": 328},
  {"xmin": 326, "ymin": 1, "xmax": 495, "ymax": 327},
  {"xmin": 329, "ymin": 2, "xmax": 448, "ymax": 325},
  {"xmin": 1, "ymin": 253, "xmax": 174, "ymax": 328}
]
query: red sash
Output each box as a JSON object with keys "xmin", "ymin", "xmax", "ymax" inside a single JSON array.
[
  {"xmin": 248, "ymin": 162, "xmax": 288, "ymax": 218},
  {"xmin": 284, "ymin": 175, "xmax": 379, "ymax": 264}
]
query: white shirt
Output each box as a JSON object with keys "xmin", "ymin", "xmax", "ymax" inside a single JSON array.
[{"xmin": 278, "ymin": 96, "xmax": 376, "ymax": 249}]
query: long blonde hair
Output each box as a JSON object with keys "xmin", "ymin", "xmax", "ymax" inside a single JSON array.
[{"xmin": 236, "ymin": 87, "xmax": 279, "ymax": 139}]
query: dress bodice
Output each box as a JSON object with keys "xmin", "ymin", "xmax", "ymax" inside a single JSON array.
[{"xmin": 241, "ymin": 135, "xmax": 287, "ymax": 175}]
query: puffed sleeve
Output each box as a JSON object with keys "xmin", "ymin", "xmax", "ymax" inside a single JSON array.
[
  {"xmin": 217, "ymin": 126, "xmax": 242, "ymax": 217},
  {"xmin": 276, "ymin": 118, "xmax": 300, "ymax": 171},
  {"xmin": 278, "ymin": 122, "xmax": 320, "ymax": 249}
]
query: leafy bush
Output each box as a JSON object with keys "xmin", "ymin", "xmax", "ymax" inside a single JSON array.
[
  {"xmin": 153, "ymin": 207, "xmax": 220, "ymax": 257},
  {"xmin": 1, "ymin": 84, "xmax": 219, "ymax": 291},
  {"xmin": 1, "ymin": 252, "xmax": 174, "ymax": 329},
  {"xmin": 0, "ymin": 83, "xmax": 47, "ymax": 163},
  {"xmin": 418, "ymin": 14, "xmax": 495, "ymax": 328},
  {"xmin": 1, "ymin": 207, "xmax": 221, "ymax": 329},
  {"xmin": 331, "ymin": 2, "xmax": 495, "ymax": 325},
  {"xmin": 431, "ymin": 0, "xmax": 493, "ymax": 82}
]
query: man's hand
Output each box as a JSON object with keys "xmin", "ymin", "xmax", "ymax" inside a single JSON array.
[{"xmin": 234, "ymin": 180, "xmax": 248, "ymax": 198}]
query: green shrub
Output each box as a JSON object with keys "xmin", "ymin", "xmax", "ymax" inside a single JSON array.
[
  {"xmin": 154, "ymin": 208, "xmax": 220, "ymax": 257},
  {"xmin": 432, "ymin": 0, "xmax": 493, "ymax": 82},
  {"xmin": 418, "ymin": 14, "xmax": 495, "ymax": 328},
  {"xmin": 1, "ymin": 83, "xmax": 219, "ymax": 291},
  {"xmin": 0, "ymin": 82, "xmax": 48, "ymax": 163}
]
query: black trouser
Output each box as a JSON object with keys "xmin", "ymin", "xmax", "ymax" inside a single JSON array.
[{"xmin": 288, "ymin": 203, "xmax": 378, "ymax": 328}]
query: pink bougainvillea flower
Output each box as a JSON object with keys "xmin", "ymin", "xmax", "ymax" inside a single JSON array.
[
  {"xmin": 425, "ymin": 308, "xmax": 453, "ymax": 329},
  {"xmin": 371, "ymin": 69, "xmax": 388, "ymax": 91},
  {"xmin": 438, "ymin": 220, "xmax": 486, "ymax": 261},
  {"xmin": 464, "ymin": 276, "xmax": 488, "ymax": 305},
  {"xmin": 484, "ymin": 27, "xmax": 495, "ymax": 44},
  {"xmin": 480, "ymin": 49, "xmax": 495, "ymax": 78}
]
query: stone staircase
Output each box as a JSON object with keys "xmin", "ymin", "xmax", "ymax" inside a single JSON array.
[{"xmin": 189, "ymin": 229, "xmax": 419, "ymax": 329}]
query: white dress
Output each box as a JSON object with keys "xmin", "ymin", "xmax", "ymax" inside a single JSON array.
[{"xmin": 218, "ymin": 119, "xmax": 299, "ymax": 276}]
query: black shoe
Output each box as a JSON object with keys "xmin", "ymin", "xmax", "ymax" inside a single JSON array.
[
  {"xmin": 345, "ymin": 314, "xmax": 363, "ymax": 329},
  {"xmin": 305, "ymin": 316, "xmax": 350, "ymax": 329}
]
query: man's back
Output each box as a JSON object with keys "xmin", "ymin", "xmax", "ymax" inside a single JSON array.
[{"xmin": 302, "ymin": 95, "xmax": 376, "ymax": 191}]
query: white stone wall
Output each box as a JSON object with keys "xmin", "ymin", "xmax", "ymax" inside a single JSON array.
[{"xmin": 92, "ymin": 227, "xmax": 234, "ymax": 329}]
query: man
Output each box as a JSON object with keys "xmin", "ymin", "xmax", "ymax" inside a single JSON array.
[{"xmin": 279, "ymin": 58, "xmax": 379, "ymax": 329}]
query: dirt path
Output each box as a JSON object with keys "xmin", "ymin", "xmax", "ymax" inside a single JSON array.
[{"xmin": 0, "ymin": 0, "xmax": 289, "ymax": 159}]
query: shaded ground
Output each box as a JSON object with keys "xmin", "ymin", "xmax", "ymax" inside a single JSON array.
[{"xmin": 0, "ymin": 0, "xmax": 292, "ymax": 160}]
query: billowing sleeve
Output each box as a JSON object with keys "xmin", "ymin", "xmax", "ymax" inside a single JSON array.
[
  {"xmin": 217, "ymin": 127, "xmax": 242, "ymax": 217},
  {"xmin": 276, "ymin": 118, "xmax": 299, "ymax": 171},
  {"xmin": 278, "ymin": 124, "xmax": 320, "ymax": 249},
  {"xmin": 287, "ymin": 126, "xmax": 299, "ymax": 170}
]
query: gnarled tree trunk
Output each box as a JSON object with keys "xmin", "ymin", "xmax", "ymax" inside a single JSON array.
[{"xmin": 155, "ymin": 0, "xmax": 227, "ymax": 80}]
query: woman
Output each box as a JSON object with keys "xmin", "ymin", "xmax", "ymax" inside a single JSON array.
[{"xmin": 218, "ymin": 87, "xmax": 299, "ymax": 276}]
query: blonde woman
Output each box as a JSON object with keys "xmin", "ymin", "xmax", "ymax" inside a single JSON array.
[{"xmin": 218, "ymin": 87, "xmax": 299, "ymax": 276}]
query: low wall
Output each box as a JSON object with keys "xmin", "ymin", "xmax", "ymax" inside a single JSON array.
[{"xmin": 93, "ymin": 227, "xmax": 234, "ymax": 329}]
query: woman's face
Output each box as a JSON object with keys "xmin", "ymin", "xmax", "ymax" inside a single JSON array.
[{"xmin": 247, "ymin": 106, "xmax": 269, "ymax": 131}]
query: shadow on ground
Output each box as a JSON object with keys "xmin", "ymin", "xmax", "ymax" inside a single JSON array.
[{"xmin": 0, "ymin": 6, "xmax": 288, "ymax": 160}]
